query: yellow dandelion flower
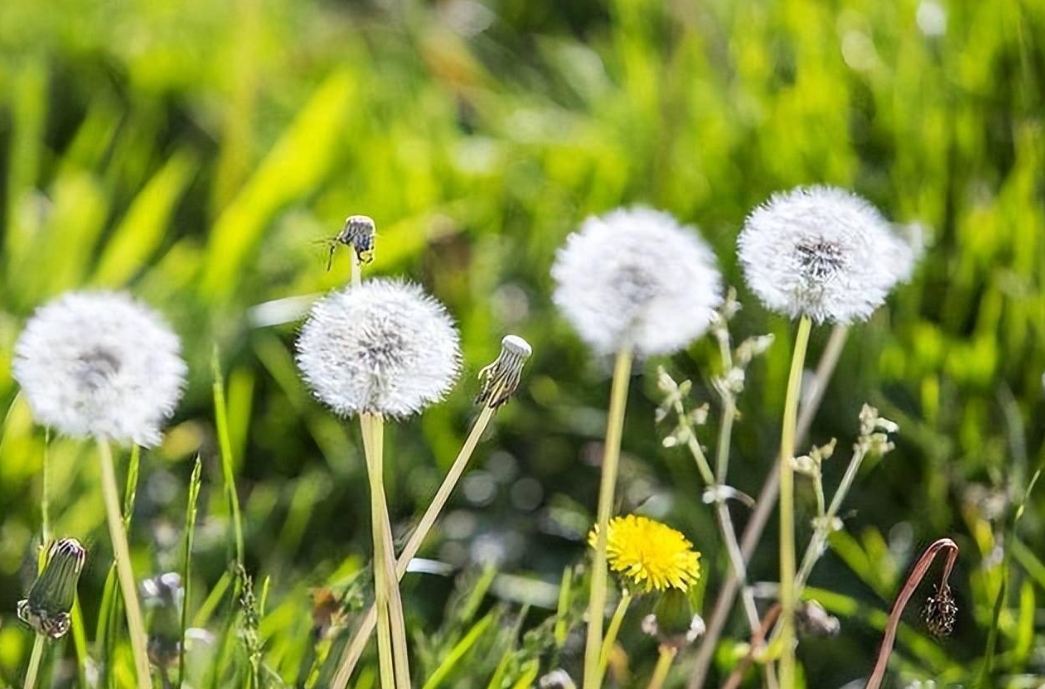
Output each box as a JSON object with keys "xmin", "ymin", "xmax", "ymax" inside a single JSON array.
[{"xmin": 588, "ymin": 515, "xmax": 701, "ymax": 593}]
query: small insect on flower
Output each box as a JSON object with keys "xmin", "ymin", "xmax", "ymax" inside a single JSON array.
[
  {"xmin": 18, "ymin": 538, "xmax": 87, "ymax": 639},
  {"xmin": 552, "ymin": 207, "xmax": 722, "ymax": 356},
  {"xmin": 296, "ymin": 279, "xmax": 462, "ymax": 418},
  {"xmin": 924, "ymin": 584, "xmax": 958, "ymax": 638},
  {"xmin": 324, "ymin": 215, "xmax": 377, "ymax": 270},
  {"xmin": 13, "ymin": 291, "xmax": 187, "ymax": 447},
  {"xmin": 738, "ymin": 186, "xmax": 918, "ymax": 324},
  {"xmin": 589, "ymin": 515, "xmax": 701, "ymax": 594}
]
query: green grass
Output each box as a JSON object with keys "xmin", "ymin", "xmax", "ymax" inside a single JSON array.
[{"xmin": 1, "ymin": 0, "xmax": 1045, "ymax": 686}]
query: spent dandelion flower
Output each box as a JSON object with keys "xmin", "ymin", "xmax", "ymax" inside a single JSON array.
[
  {"xmin": 18, "ymin": 538, "xmax": 86, "ymax": 639},
  {"xmin": 13, "ymin": 291, "xmax": 187, "ymax": 447},
  {"xmin": 296, "ymin": 279, "xmax": 462, "ymax": 418},
  {"xmin": 588, "ymin": 515, "xmax": 701, "ymax": 594},
  {"xmin": 476, "ymin": 335, "xmax": 532, "ymax": 408},
  {"xmin": 552, "ymin": 207, "xmax": 722, "ymax": 357},
  {"xmin": 738, "ymin": 186, "xmax": 915, "ymax": 324}
]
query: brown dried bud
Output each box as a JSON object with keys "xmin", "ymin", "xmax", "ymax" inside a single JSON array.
[{"xmin": 924, "ymin": 584, "xmax": 957, "ymax": 637}]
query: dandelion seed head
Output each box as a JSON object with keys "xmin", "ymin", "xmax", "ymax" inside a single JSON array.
[
  {"xmin": 13, "ymin": 292, "xmax": 187, "ymax": 447},
  {"xmin": 296, "ymin": 279, "xmax": 461, "ymax": 418},
  {"xmin": 589, "ymin": 515, "xmax": 701, "ymax": 593},
  {"xmin": 552, "ymin": 207, "xmax": 722, "ymax": 356},
  {"xmin": 738, "ymin": 186, "xmax": 916, "ymax": 324}
]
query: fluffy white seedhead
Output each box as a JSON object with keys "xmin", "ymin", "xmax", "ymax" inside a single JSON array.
[
  {"xmin": 738, "ymin": 186, "xmax": 917, "ymax": 324},
  {"xmin": 296, "ymin": 279, "xmax": 461, "ymax": 418},
  {"xmin": 13, "ymin": 292, "xmax": 187, "ymax": 447},
  {"xmin": 551, "ymin": 207, "xmax": 723, "ymax": 356}
]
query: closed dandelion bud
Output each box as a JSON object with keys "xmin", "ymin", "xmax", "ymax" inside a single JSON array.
[
  {"xmin": 296, "ymin": 280, "xmax": 462, "ymax": 418},
  {"xmin": 738, "ymin": 187, "xmax": 919, "ymax": 324},
  {"xmin": 13, "ymin": 292, "xmax": 187, "ymax": 447},
  {"xmin": 18, "ymin": 538, "xmax": 86, "ymax": 638},
  {"xmin": 552, "ymin": 207, "xmax": 722, "ymax": 356},
  {"xmin": 475, "ymin": 335, "xmax": 531, "ymax": 408},
  {"xmin": 142, "ymin": 572, "xmax": 184, "ymax": 667},
  {"xmin": 924, "ymin": 584, "xmax": 957, "ymax": 637},
  {"xmin": 642, "ymin": 592, "xmax": 705, "ymax": 649}
]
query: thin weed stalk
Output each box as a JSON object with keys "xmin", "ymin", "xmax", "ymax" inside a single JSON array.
[
  {"xmin": 646, "ymin": 646, "xmax": 678, "ymax": 689},
  {"xmin": 179, "ymin": 458, "xmax": 203, "ymax": 689},
  {"xmin": 22, "ymin": 636, "xmax": 45, "ymax": 689},
  {"xmin": 599, "ymin": 590, "xmax": 632, "ymax": 675},
  {"xmin": 97, "ymin": 439, "xmax": 153, "ymax": 689},
  {"xmin": 582, "ymin": 348, "xmax": 634, "ymax": 689}
]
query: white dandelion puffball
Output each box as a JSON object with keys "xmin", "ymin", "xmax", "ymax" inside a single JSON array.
[
  {"xmin": 738, "ymin": 186, "xmax": 916, "ymax": 324},
  {"xmin": 296, "ymin": 279, "xmax": 461, "ymax": 418},
  {"xmin": 551, "ymin": 207, "xmax": 723, "ymax": 356},
  {"xmin": 13, "ymin": 292, "xmax": 187, "ymax": 447}
]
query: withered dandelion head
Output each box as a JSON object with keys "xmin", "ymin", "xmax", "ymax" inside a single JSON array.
[
  {"xmin": 18, "ymin": 538, "xmax": 87, "ymax": 638},
  {"xmin": 296, "ymin": 279, "xmax": 461, "ymax": 418},
  {"xmin": 13, "ymin": 291, "xmax": 187, "ymax": 447},
  {"xmin": 552, "ymin": 207, "xmax": 722, "ymax": 356},
  {"xmin": 738, "ymin": 186, "xmax": 916, "ymax": 324},
  {"xmin": 924, "ymin": 584, "xmax": 957, "ymax": 638},
  {"xmin": 589, "ymin": 515, "xmax": 701, "ymax": 593}
]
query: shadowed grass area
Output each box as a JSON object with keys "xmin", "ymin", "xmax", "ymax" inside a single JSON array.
[{"xmin": 1, "ymin": 0, "xmax": 1045, "ymax": 685}]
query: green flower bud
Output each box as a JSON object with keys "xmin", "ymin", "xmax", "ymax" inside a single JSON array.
[{"xmin": 18, "ymin": 539, "xmax": 86, "ymax": 638}]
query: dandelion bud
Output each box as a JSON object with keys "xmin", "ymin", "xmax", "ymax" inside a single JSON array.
[
  {"xmin": 552, "ymin": 207, "xmax": 722, "ymax": 356},
  {"xmin": 340, "ymin": 215, "xmax": 377, "ymax": 263},
  {"xmin": 739, "ymin": 187, "xmax": 918, "ymax": 324},
  {"xmin": 476, "ymin": 335, "xmax": 532, "ymax": 408},
  {"xmin": 539, "ymin": 670, "xmax": 576, "ymax": 689},
  {"xmin": 296, "ymin": 280, "xmax": 461, "ymax": 418},
  {"xmin": 642, "ymin": 591, "xmax": 705, "ymax": 649},
  {"xmin": 924, "ymin": 584, "xmax": 957, "ymax": 637},
  {"xmin": 142, "ymin": 572, "xmax": 184, "ymax": 667},
  {"xmin": 18, "ymin": 538, "xmax": 86, "ymax": 638},
  {"xmin": 13, "ymin": 291, "xmax": 187, "ymax": 447}
]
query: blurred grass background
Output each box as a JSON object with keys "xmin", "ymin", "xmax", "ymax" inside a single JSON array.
[{"xmin": 1, "ymin": 0, "xmax": 1044, "ymax": 685}]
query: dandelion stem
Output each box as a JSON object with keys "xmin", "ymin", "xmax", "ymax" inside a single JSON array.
[
  {"xmin": 689, "ymin": 323, "xmax": 848, "ymax": 689},
  {"xmin": 865, "ymin": 538, "xmax": 958, "ymax": 689},
  {"xmin": 330, "ymin": 405, "xmax": 498, "ymax": 689},
  {"xmin": 599, "ymin": 590, "xmax": 632, "ymax": 676},
  {"xmin": 22, "ymin": 636, "xmax": 45, "ymax": 689},
  {"xmin": 646, "ymin": 645, "xmax": 678, "ymax": 689},
  {"xmin": 97, "ymin": 439, "xmax": 153, "ymax": 689},
  {"xmin": 361, "ymin": 413, "xmax": 400, "ymax": 689},
  {"xmin": 41, "ymin": 429, "xmax": 51, "ymax": 548},
  {"xmin": 778, "ymin": 315, "xmax": 812, "ymax": 687},
  {"xmin": 212, "ymin": 349, "xmax": 245, "ymax": 570},
  {"xmin": 583, "ymin": 349, "xmax": 633, "ymax": 689}
]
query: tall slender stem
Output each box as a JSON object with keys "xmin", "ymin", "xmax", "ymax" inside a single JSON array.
[
  {"xmin": 778, "ymin": 316, "xmax": 812, "ymax": 687},
  {"xmin": 97, "ymin": 439, "xmax": 153, "ymax": 689},
  {"xmin": 370, "ymin": 416, "xmax": 412, "ymax": 689},
  {"xmin": 41, "ymin": 430, "xmax": 51, "ymax": 547},
  {"xmin": 583, "ymin": 349, "xmax": 634, "ymax": 689},
  {"xmin": 689, "ymin": 324, "xmax": 848, "ymax": 689},
  {"xmin": 331, "ymin": 406, "xmax": 498, "ymax": 689},
  {"xmin": 22, "ymin": 636, "xmax": 45, "ymax": 689},
  {"xmin": 361, "ymin": 413, "xmax": 396, "ymax": 689},
  {"xmin": 599, "ymin": 591, "xmax": 632, "ymax": 675},
  {"xmin": 646, "ymin": 646, "xmax": 678, "ymax": 689}
]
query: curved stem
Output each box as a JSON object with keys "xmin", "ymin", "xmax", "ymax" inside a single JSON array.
[
  {"xmin": 22, "ymin": 636, "xmax": 45, "ymax": 689},
  {"xmin": 646, "ymin": 646, "xmax": 678, "ymax": 689},
  {"xmin": 97, "ymin": 439, "xmax": 153, "ymax": 689},
  {"xmin": 583, "ymin": 349, "xmax": 634, "ymax": 689},
  {"xmin": 865, "ymin": 538, "xmax": 959, "ymax": 689},
  {"xmin": 778, "ymin": 316, "xmax": 812, "ymax": 687},
  {"xmin": 330, "ymin": 405, "xmax": 497, "ymax": 689},
  {"xmin": 690, "ymin": 324, "xmax": 847, "ymax": 689},
  {"xmin": 599, "ymin": 591, "xmax": 632, "ymax": 675}
]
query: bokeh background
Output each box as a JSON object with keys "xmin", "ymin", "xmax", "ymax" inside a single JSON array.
[{"xmin": 1, "ymin": 0, "xmax": 1044, "ymax": 686}]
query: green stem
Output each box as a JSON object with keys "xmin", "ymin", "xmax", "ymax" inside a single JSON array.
[
  {"xmin": 41, "ymin": 429, "xmax": 51, "ymax": 547},
  {"xmin": 97, "ymin": 439, "xmax": 154, "ymax": 689},
  {"xmin": 212, "ymin": 350, "xmax": 245, "ymax": 570},
  {"xmin": 362, "ymin": 413, "xmax": 397, "ymax": 689},
  {"xmin": 22, "ymin": 636, "xmax": 45, "ymax": 689},
  {"xmin": 331, "ymin": 405, "xmax": 498, "ymax": 689},
  {"xmin": 778, "ymin": 316, "xmax": 812, "ymax": 687},
  {"xmin": 646, "ymin": 645, "xmax": 677, "ymax": 689},
  {"xmin": 599, "ymin": 591, "xmax": 632, "ymax": 676},
  {"xmin": 583, "ymin": 349, "xmax": 634, "ymax": 689}
]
